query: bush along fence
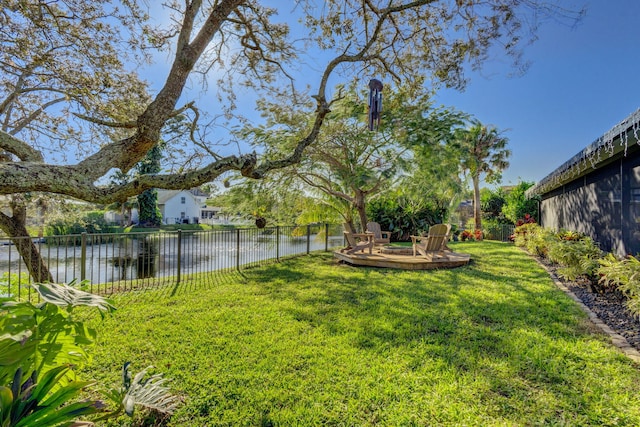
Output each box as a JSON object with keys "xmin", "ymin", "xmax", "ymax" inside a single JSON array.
[
  {"xmin": 513, "ymin": 222, "xmax": 640, "ymax": 318},
  {"xmin": 0, "ymin": 224, "xmax": 344, "ymax": 299}
]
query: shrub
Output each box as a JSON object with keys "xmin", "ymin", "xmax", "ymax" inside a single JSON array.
[
  {"xmin": 517, "ymin": 224, "xmax": 640, "ymax": 313},
  {"xmin": 597, "ymin": 253, "xmax": 640, "ymax": 316},
  {"xmin": 556, "ymin": 229, "xmax": 586, "ymax": 241},
  {"xmin": 513, "ymin": 222, "xmax": 540, "ymax": 247},
  {"xmin": 0, "ymin": 282, "xmax": 115, "ymax": 426},
  {"xmin": 547, "ymin": 237, "xmax": 602, "ymax": 282},
  {"xmin": 367, "ymin": 195, "xmax": 447, "ymax": 241},
  {"xmin": 515, "ymin": 213, "xmax": 536, "ymax": 226},
  {"xmin": 45, "ymin": 210, "xmax": 117, "ymax": 237},
  {"xmin": 524, "ymin": 227, "xmax": 556, "ymax": 258},
  {"xmin": 513, "ymin": 222, "xmax": 558, "ymax": 258},
  {"xmin": 510, "ymin": 215, "xmax": 537, "ymax": 242},
  {"xmin": 460, "ymin": 230, "xmax": 474, "ymax": 241}
]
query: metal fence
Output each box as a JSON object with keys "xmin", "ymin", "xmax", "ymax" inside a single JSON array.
[
  {"xmin": 483, "ymin": 224, "xmax": 516, "ymax": 242},
  {"xmin": 0, "ymin": 224, "xmax": 344, "ymax": 299}
]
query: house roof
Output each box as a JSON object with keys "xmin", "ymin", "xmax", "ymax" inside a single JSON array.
[
  {"xmin": 189, "ymin": 188, "xmax": 209, "ymax": 197},
  {"xmin": 156, "ymin": 190, "xmax": 182, "ymax": 204},
  {"xmin": 527, "ymin": 108, "xmax": 640, "ymax": 196},
  {"xmin": 156, "ymin": 188, "xmax": 209, "ymax": 205}
]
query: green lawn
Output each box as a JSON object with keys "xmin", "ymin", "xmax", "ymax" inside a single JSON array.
[{"xmin": 86, "ymin": 241, "xmax": 640, "ymax": 426}]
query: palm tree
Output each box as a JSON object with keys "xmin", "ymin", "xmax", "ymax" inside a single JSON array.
[{"xmin": 455, "ymin": 121, "xmax": 510, "ymax": 239}]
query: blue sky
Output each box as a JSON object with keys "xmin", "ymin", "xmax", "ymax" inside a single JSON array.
[
  {"xmin": 434, "ymin": 1, "xmax": 640, "ymax": 186},
  {"xmin": 143, "ymin": 2, "xmax": 640, "ymax": 188}
]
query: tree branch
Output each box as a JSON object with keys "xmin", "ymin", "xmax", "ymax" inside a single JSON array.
[
  {"xmin": 0, "ymin": 130, "xmax": 44, "ymax": 162},
  {"xmin": 73, "ymin": 113, "xmax": 138, "ymax": 129}
]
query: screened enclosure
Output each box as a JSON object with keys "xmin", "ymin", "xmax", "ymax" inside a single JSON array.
[{"xmin": 530, "ymin": 109, "xmax": 640, "ymax": 257}]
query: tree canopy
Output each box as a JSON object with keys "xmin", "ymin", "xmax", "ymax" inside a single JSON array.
[{"xmin": 1, "ymin": 0, "xmax": 584, "ymax": 201}]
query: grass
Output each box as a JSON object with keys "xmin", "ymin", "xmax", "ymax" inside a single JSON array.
[{"xmin": 85, "ymin": 241, "xmax": 640, "ymax": 426}]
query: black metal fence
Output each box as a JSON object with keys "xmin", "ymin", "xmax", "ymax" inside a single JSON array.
[
  {"xmin": 0, "ymin": 224, "xmax": 344, "ymax": 299},
  {"xmin": 483, "ymin": 224, "xmax": 516, "ymax": 242}
]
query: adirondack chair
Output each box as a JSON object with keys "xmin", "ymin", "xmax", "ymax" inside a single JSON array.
[
  {"xmin": 341, "ymin": 223, "xmax": 374, "ymax": 255},
  {"xmin": 411, "ymin": 224, "xmax": 451, "ymax": 260},
  {"xmin": 366, "ymin": 221, "xmax": 391, "ymax": 246}
]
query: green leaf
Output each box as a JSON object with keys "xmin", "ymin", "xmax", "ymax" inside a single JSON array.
[
  {"xmin": 29, "ymin": 365, "xmax": 70, "ymax": 403},
  {"xmin": 0, "ymin": 330, "xmax": 34, "ymax": 363},
  {"xmin": 13, "ymin": 366, "xmax": 98, "ymax": 427},
  {"xmin": 15, "ymin": 384, "xmax": 97, "ymax": 427},
  {"xmin": 0, "ymin": 386, "xmax": 14, "ymax": 422},
  {"xmin": 15, "ymin": 399, "xmax": 98, "ymax": 427}
]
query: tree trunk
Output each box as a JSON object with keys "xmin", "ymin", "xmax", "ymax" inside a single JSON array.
[
  {"xmin": 354, "ymin": 191, "xmax": 368, "ymax": 233},
  {"xmin": 0, "ymin": 201, "xmax": 53, "ymax": 283},
  {"xmin": 472, "ymin": 174, "xmax": 483, "ymax": 240},
  {"xmin": 121, "ymin": 203, "xmax": 127, "ymax": 226},
  {"xmin": 126, "ymin": 206, "xmax": 133, "ymax": 226}
]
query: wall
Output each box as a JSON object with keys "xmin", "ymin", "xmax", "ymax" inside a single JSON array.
[
  {"xmin": 163, "ymin": 190, "xmax": 201, "ymax": 223},
  {"xmin": 539, "ymin": 145, "xmax": 640, "ymax": 257}
]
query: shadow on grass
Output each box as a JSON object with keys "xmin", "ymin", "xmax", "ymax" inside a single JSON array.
[{"xmin": 242, "ymin": 242, "xmax": 607, "ymax": 371}]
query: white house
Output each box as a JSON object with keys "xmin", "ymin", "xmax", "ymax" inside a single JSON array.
[
  {"xmin": 105, "ymin": 188, "xmax": 247, "ymax": 226},
  {"xmin": 157, "ymin": 189, "xmax": 209, "ymax": 225}
]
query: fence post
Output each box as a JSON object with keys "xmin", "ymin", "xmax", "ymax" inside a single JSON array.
[
  {"xmin": 276, "ymin": 226, "xmax": 280, "ymax": 261},
  {"xmin": 236, "ymin": 228, "xmax": 241, "ymax": 271},
  {"xmin": 80, "ymin": 232, "xmax": 87, "ymax": 281},
  {"xmin": 176, "ymin": 230, "xmax": 182, "ymax": 285},
  {"xmin": 306, "ymin": 225, "xmax": 311, "ymax": 254},
  {"xmin": 324, "ymin": 223, "xmax": 329, "ymax": 251}
]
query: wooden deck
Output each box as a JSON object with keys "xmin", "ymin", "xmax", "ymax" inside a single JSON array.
[{"xmin": 334, "ymin": 247, "xmax": 470, "ymax": 270}]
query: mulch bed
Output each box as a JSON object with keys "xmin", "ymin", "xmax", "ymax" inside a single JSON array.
[
  {"xmin": 564, "ymin": 281, "xmax": 640, "ymax": 351},
  {"xmin": 538, "ymin": 258, "xmax": 640, "ymax": 352}
]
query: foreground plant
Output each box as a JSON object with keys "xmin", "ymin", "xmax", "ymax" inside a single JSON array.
[
  {"xmin": 0, "ymin": 281, "xmax": 179, "ymax": 426},
  {"xmin": 100, "ymin": 362, "xmax": 181, "ymax": 421}
]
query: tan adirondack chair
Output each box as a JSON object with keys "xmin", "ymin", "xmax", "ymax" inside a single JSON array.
[
  {"xmin": 341, "ymin": 223, "xmax": 374, "ymax": 255},
  {"xmin": 366, "ymin": 221, "xmax": 391, "ymax": 246},
  {"xmin": 411, "ymin": 224, "xmax": 451, "ymax": 260}
]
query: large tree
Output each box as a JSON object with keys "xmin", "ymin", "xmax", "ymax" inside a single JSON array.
[
  {"xmin": 455, "ymin": 121, "xmax": 511, "ymax": 237},
  {"xmin": 395, "ymin": 99, "xmax": 469, "ymax": 224},
  {"xmin": 0, "ymin": 0, "xmax": 583, "ymax": 280},
  {"xmin": 287, "ymin": 90, "xmax": 408, "ymax": 233}
]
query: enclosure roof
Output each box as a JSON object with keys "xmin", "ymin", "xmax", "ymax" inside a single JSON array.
[{"xmin": 527, "ymin": 108, "xmax": 640, "ymax": 196}]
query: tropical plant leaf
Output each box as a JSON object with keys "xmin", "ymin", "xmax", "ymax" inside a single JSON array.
[
  {"xmin": 120, "ymin": 364, "xmax": 180, "ymax": 417},
  {"xmin": 12, "ymin": 366, "xmax": 99, "ymax": 427},
  {"xmin": 31, "ymin": 282, "xmax": 115, "ymax": 314}
]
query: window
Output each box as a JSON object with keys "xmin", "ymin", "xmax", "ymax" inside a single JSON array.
[{"xmin": 181, "ymin": 196, "xmax": 186, "ymax": 204}]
